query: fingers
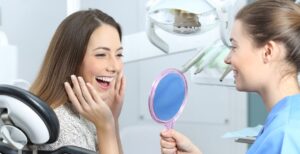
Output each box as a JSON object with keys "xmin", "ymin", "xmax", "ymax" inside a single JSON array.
[
  {"xmin": 70, "ymin": 75, "xmax": 89, "ymax": 108},
  {"xmin": 161, "ymin": 147, "xmax": 176, "ymax": 154},
  {"xmin": 115, "ymin": 72, "xmax": 121, "ymax": 93},
  {"xmin": 160, "ymin": 138, "xmax": 176, "ymax": 148},
  {"xmin": 86, "ymin": 82, "xmax": 104, "ymax": 105},
  {"xmin": 160, "ymin": 129, "xmax": 177, "ymax": 154},
  {"xmin": 162, "ymin": 129, "xmax": 184, "ymax": 143},
  {"xmin": 115, "ymin": 72, "xmax": 125, "ymax": 96},
  {"xmin": 77, "ymin": 76, "xmax": 95, "ymax": 105},
  {"xmin": 161, "ymin": 139, "xmax": 177, "ymax": 154},
  {"xmin": 65, "ymin": 75, "xmax": 96, "ymax": 113},
  {"xmin": 160, "ymin": 129, "xmax": 174, "ymax": 138},
  {"xmin": 64, "ymin": 81, "xmax": 83, "ymax": 113},
  {"xmin": 119, "ymin": 75, "xmax": 126, "ymax": 97},
  {"xmin": 161, "ymin": 129, "xmax": 201, "ymax": 154}
]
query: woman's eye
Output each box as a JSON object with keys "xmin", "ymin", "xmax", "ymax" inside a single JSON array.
[
  {"xmin": 117, "ymin": 53, "xmax": 124, "ymax": 57},
  {"xmin": 95, "ymin": 53, "xmax": 106, "ymax": 57}
]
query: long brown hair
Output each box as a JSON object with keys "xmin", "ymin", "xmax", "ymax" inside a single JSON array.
[
  {"xmin": 30, "ymin": 9, "xmax": 122, "ymax": 108},
  {"xmin": 236, "ymin": 0, "xmax": 300, "ymax": 72}
]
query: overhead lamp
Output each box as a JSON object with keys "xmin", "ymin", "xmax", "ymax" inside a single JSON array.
[
  {"xmin": 146, "ymin": 0, "xmax": 239, "ymax": 83},
  {"xmin": 146, "ymin": 0, "xmax": 232, "ymax": 53},
  {"xmin": 146, "ymin": 0, "xmax": 216, "ymax": 53}
]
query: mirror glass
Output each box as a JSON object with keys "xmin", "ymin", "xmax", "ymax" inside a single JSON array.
[{"xmin": 148, "ymin": 68, "xmax": 188, "ymax": 128}]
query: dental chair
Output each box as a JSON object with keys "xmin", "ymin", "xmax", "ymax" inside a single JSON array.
[{"xmin": 0, "ymin": 84, "xmax": 96, "ymax": 154}]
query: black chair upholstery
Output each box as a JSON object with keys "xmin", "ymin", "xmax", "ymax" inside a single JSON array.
[{"xmin": 0, "ymin": 84, "xmax": 96, "ymax": 154}]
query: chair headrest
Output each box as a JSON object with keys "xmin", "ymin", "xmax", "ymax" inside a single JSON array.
[{"xmin": 0, "ymin": 84, "xmax": 59, "ymax": 144}]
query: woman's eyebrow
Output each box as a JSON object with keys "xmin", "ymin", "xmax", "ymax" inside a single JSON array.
[
  {"xmin": 117, "ymin": 47, "xmax": 123, "ymax": 51},
  {"xmin": 93, "ymin": 47, "xmax": 110, "ymax": 51},
  {"xmin": 93, "ymin": 46, "xmax": 123, "ymax": 51}
]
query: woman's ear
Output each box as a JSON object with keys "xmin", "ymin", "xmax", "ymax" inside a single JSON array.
[{"xmin": 262, "ymin": 41, "xmax": 280, "ymax": 64}]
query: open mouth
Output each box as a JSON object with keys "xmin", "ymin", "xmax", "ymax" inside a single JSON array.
[{"xmin": 95, "ymin": 76, "xmax": 114, "ymax": 90}]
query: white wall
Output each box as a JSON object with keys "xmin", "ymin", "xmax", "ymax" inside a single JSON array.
[
  {"xmin": 80, "ymin": 0, "xmax": 147, "ymax": 34},
  {"xmin": 0, "ymin": 0, "xmax": 66, "ymax": 83}
]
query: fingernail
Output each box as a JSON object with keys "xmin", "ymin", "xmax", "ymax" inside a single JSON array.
[
  {"xmin": 71, "ymin": 75, "xmax": 76, "ymax": 79},
  {"xmin": 78, "ymin": 76, "xmax": 84, "ymax": 82}
]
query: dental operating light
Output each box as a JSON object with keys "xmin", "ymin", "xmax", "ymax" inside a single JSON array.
[
  {"xmin": 146, "ymin": 0, "xmax": 233, "ymax": 53},
  {"xmin": 146, "ymin": 0, "xmax": 235, "ymax": 81}
]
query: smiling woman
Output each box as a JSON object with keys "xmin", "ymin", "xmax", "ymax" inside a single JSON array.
[
  {"xmin": 29, "ymin": 9, "xmax": 125, "ymax": 154},
  {"xmin": 160, "ymin": 0, "xmax": 300, "ymax": 154},
  {"xmin": 79, "ymin": 24, "xmax": 124, "ymax": 107}
]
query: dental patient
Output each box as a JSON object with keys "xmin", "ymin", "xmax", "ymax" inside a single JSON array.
[{"xmin": 30, "ymin": 9, "xmax": 125, "ymax": 154}]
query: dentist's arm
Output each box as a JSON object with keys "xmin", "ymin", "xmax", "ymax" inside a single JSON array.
[{"xmin": 160, "ymin": 129, "xmax": 203, "ymax": 154}]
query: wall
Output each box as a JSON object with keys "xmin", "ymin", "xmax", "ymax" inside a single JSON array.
[
  {"xmin": 248, "ymin": 93, "xmax": 268, "ymax": 127},
  {"xmin": 0, "ymin": 0, "xmax": 66, "ymax": 83}
]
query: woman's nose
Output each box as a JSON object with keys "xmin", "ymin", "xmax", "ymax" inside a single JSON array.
[
  {"xmin": 106, "ymin": 56, "xmax": 122, "ymax": 73},
  {"xmin": 224, "ymin": 53, "xmax": 231, "ymax": 65}
]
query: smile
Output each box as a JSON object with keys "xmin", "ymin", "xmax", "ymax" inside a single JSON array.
[{"xmin": 95, "ymin": 76, "xmax": 114, "ymax": 90}]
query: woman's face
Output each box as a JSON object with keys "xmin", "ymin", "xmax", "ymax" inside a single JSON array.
[
  {"xmin": 79, "ymin": 24, "xmax": 123, "ymax": 102},
  {"xmin": 224, "ymin": 20, "xmax": 265, "ymax": 91}
]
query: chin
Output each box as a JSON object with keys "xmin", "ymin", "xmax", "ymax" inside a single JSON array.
[
  {"xmin": 235, "ymin": 82, "xmax": 245, "ymax": 91},
  {"xmin": 235, "ymin": 86, "xmax": 244, "ymax": 91},
  {"xmin": 236, "ymin": 83, "xmax": 251, "ymax": 92}
]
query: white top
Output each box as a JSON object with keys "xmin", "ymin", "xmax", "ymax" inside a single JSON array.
[{"xmin": 39, "ymin": 103, "xmax": 97, "ymax": 151}]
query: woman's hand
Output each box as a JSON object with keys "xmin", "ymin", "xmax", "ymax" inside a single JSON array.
[
  {"xmin": 105, "ymin": 72, "xmax": 126, "ymax": 121},
  {"xmin": 160, "ymin": 129, "xmax": 203, "ymax": 154},
  {"xmin": 64, "ymin": 75, "xmax": 115, "ymax": 130}
]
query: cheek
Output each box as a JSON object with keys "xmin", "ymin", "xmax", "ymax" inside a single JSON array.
[
  {"xmin": 117, "ymin": 60, "xmax": 124, "ymax": 69},
  {"xmin": 81, "ymin": 65, "xmax": 101, "ymax": 81},
  {"xmin": 238, "ymin": 66, "xmax": 261, "ymax": 91}
]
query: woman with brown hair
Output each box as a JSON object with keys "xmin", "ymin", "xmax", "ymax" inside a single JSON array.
[
  {"xmin": 160, "ymin": 0, "xmax": 300, "ymax": 153},
  {"xmin": 31, "ymin": 9, "xmax": 125, "ymax": 154}
]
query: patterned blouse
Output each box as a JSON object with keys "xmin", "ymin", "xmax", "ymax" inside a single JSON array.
[{"xmin": 39, "ymin": 103, "xmax": 97, "ymax": 151}]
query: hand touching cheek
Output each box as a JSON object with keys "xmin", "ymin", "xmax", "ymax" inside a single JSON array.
[
  {"xmin": 105, "ymin": 73, "xmax": 126, "ymax": 121},
  {"xmin": 64, "ymin": 75, "xmax": 115, "ymax": 130}
]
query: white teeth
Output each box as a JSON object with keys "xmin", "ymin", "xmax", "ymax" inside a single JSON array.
[{"xmin": 96, "ymin": 76, "xmax": 114, "ymax": 82}]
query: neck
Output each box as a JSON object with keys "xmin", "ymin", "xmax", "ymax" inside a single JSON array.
[{"xmin": 258, "ymin": 75, "xmax": 300, "ymax": 112}]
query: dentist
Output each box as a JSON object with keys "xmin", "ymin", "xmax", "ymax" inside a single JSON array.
[{"xmin": 160, "ymin": 0, "xmax": 300, "ymax": 153}]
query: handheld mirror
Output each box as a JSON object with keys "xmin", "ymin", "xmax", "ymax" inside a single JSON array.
[{"xmin": 148, "ymin": 68, "xmax": 188, "ymax": 129}]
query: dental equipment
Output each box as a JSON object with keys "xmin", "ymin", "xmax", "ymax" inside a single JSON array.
[
  {"xmin": 146, "ymin": 0, "xmax": 235, "ymax": 51},
  {"xmin": 181, "ymin": 39, "xmax": 219, "ymax": 73},
  {"xmin": 146, "ymin": 0, "xmax": 238, "ymax": 83},
  {"xmin": 219, "ymin": 66, "xmax": 232, "ymax": 82},
  {"xmin": 146, "ymin": 0, "xmax": 219, "ymax": 53},
  {"xmin": 193, "ymin": 40, "xmax": 224, "ymax": 75}
]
